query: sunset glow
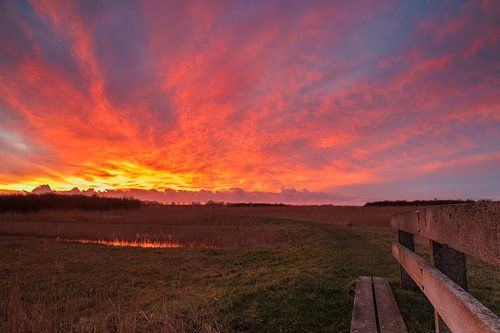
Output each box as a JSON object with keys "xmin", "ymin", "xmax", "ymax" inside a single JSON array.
[{"xmin": 1, "ymin": 1, "xmax": 499, "ymax": 203}]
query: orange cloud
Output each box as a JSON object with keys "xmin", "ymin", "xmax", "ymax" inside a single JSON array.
[{"xmin": 0, "ymin": 1, "xmax": 499, "ymax": 202}]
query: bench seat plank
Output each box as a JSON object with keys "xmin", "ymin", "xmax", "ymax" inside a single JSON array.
[
  {"xmin": 351, "ymin": 276, "xmax": 378, "ymax": 333},
  {"xmin": 373, "ymin": 277, "xmax": 408, "ymax": 333}
]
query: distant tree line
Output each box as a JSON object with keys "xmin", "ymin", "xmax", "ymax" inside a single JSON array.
[
  {"xmin": 226, "ymin": 202, "xmax": 289, "ymax": 207},
  {"xmin": 363, "ymin": 199, "xmax": 481, "ymax": 207},
  {"xmin": 0, "ymin": 194, "xmax": 142, "ymax": 213}
]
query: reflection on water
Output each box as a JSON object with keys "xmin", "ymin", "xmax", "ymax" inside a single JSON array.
[{"xmin": 57, "ymin": 237, "xmax": 212, "ymax": 248}]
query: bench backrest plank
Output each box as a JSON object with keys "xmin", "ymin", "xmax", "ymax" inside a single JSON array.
[
  {"xmin": 392, "ymin": 242, "xmax": 500, "ymax": 333},
  {"xmin": 350, "ymin": 276, "xmax": 378, "ymax": 333},
  {"xmin": 373, "ymin": 277, "xmax": 408, "ymax": 333},
  {"xmin": 391, "ymin": 202, "xmax": 499, "ymax": 267}
]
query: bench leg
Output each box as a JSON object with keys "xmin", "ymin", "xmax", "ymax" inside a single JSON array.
[
  {"xmin": 432, "ymin": 241, "xmax": 468, "ymax": 333},
  {"xmin": 398, "ymin": 231, "xmax": 418, "ymax": 291}
]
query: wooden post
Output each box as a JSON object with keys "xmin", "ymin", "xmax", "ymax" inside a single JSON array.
[
  {"xmin": 432, "ymin": 240, "xmax": 468, "ymax": 333},
  {"xmin": 398, "ymin": 230, "xmax": 418, "ymax": 291}
]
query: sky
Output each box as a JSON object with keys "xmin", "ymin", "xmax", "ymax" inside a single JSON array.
[{"xmin": 0, "ymin": 0, "xmax": 499, "ymax": 204}]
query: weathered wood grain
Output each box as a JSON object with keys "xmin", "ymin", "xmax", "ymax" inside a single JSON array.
[
  {"xmin": 392, "ymin": 242, "xmax": 500, "ymax": 333},
  {"xmin": 351, "ymin": 276, "xmax": 378, "ymax": 333},
  {"xmin": 373, "ymin": 277, "xmax": 408, "ymax": 333},
  {"xmin": 391, "ymin": 202, "xmax": 500, "ymax": 267}
]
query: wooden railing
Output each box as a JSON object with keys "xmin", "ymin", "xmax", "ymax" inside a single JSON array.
[{"xmin": 391, "ymin": 202, "xmax": 500, "ymax": 333}]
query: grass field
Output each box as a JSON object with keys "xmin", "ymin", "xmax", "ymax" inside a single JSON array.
[{"xmin": 0, "ymin": 206, "xmax": 498, "ymax": 332}]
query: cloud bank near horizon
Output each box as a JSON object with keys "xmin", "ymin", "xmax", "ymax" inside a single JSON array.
[
  {"xmin": 21, "ymin": 184, "xmax": 353, "ymax": 205},
  {"xmin": 1, "ymin": 1, "xmax": 499, "ymax": 202},
  {"xmin": 3, "ymin": 183, "xmax": 492, "ymax": 206}
]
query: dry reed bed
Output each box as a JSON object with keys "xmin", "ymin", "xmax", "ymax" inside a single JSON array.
[
  {"xmin": 0, "ymin": 221, "xmax": 284, "ymax": 247},
  {"xmin": 0, "ymin": 205, "xmax": 407, "ymax": 226},
  {"xmin": 0, "ymin": 207, "xmax": 288, "ymax": 247},
  {"xmin": 0, "ymin": 206, "xmax": 406, "ymax": 248}
]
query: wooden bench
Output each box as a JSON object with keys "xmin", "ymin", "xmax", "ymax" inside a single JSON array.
[
  {"xmin": 351, "ymin": 276, "xmax": 408, "ymax": 333},
  {"xmin": 392, "ymin": 202, "xmax": 500, "ymax": 333}
]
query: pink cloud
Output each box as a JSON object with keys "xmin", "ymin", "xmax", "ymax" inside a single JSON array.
[{"xmin": 0, "ymin": 1, "xmax": 498, "ymax": 201}]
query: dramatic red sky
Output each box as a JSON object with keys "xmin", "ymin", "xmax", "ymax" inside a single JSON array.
[{"xmin": 1, "ymin": 0, "xmax": 499, "ymax": 204}]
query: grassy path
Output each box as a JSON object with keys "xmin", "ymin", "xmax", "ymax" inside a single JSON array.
[{"xmin": 221, "ymin": 219, "xmax": 435, "ymax": 332}]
